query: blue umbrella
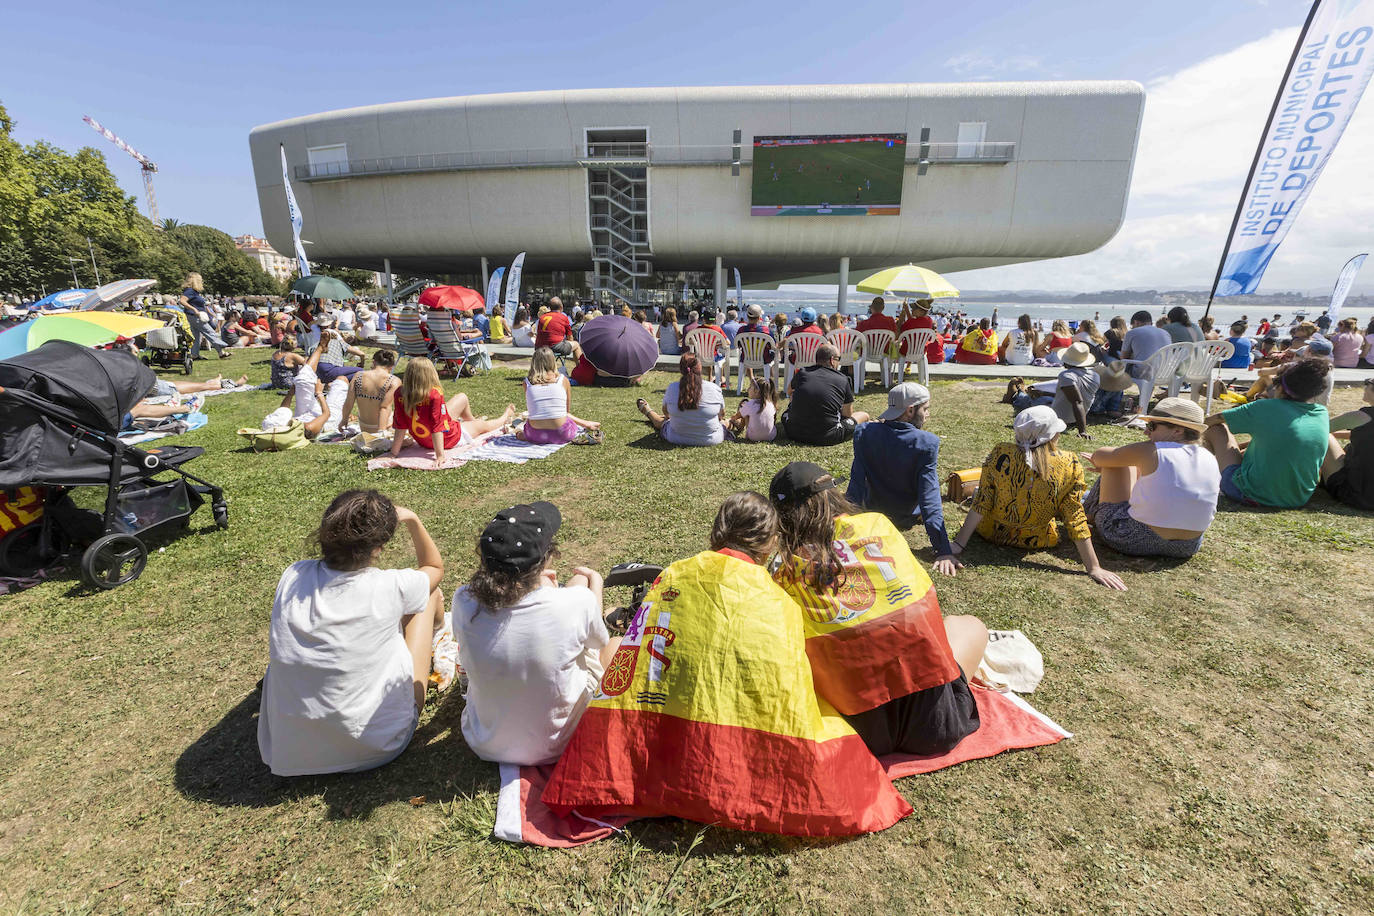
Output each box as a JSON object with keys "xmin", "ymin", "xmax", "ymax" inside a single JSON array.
[{"xmin": 32, "ymin": 289, "xmax": 92, "ymax": 311}]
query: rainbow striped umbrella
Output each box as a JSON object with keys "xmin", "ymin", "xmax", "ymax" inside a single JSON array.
[{"xmin": 0, "ymin": 312, "xmax": 165, "ymax": 362}]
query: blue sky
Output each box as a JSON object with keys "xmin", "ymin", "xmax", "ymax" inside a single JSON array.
[{"xmin": 11, "ymin": 0, "xmax": 1367, "ymax": 292}]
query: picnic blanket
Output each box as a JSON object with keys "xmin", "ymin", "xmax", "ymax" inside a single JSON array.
[
  {"xmin": 118, "ymin": 411, "xmax": 208, "ymax": 444},
  {"xmin": 200, "ymin": 383, "xmax": 256, "ymax": 398},
  {"xmin": 495, "ymin": 684, "xmax": 1070, "ymax": 847},
  {"xmin": 365, "ymin": 432, "xmax": 567, "ymax": 470}
]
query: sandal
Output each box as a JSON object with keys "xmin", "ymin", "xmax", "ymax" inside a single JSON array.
[
  {"xmin": 572, "ymin": 427, "xmax": 604, "ymax": 445},
  {"xmin": 636, "ymin": 398, "xmax": 652, "ymax": 419}
]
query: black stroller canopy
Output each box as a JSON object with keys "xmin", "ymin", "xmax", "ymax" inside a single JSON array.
[{"xmin": 0, "ymin": 341, "xmax": 155, "ymax": 433}]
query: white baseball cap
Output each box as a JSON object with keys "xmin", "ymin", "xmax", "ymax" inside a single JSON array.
[{"xmin": 878, "ymin": 382, "xmax": 931, "ymax": 421}]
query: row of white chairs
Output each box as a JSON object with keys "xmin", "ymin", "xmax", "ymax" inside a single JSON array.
[
  {"xmin": 682, "ymin": 327, "xmax": 942, "ymax": 394},
  {"xmin": 1116, "ymin": 339, "xmax": 1236, "ymax": 414}
]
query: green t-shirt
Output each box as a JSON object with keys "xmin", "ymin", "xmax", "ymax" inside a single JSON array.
[{"xmin": 1225, "ymin": 398, "xmax": 1329, "ymax": 508}]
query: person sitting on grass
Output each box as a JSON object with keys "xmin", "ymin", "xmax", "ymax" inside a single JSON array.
[
  {"xmin": 1204, "ymin": 357, "xmax": 1332, "ymax": 509},
  {"xmin": 339, "ymin": 348, "xmax": 401, "ymax": 453},
  {"xmin": 726, "ymin": 376, "xmax": 779, "ymax": 442},
  {"xmin": 948, "ymin": 405, "xmax": 1127, "ymax": 591},
  {"xmin": 781, "ymin": 344, "xmax": 871, "ymax": 445},
  {"xmin": 519, "ymin": 347, "xmax": 601, "ymax": 445},
  {"xmin": 846, "ymin": 383, "xmax": 959, "ymax": 575},
  {"xmin": 770, "ymin": 462, "xmax": 986, "ymax": 757},
  {"xmin": 1009, "ymin": 341, "xmax": 1100, "ymax": 438},
  {"xmin": 1244, "ymin": 335, "xmax": 1335, "ymax": 406},
  {"xmin": 257, "ymin": 491, "xmax": 454, "ymax": 776},
  {"xmin": 452, "ymin": 501, "xmax": 617, "ymax": 766},
  {"xmin": 389, "ymin": 357, "xmax": 514, "ymax": 467},
  {"xmin": 1081, "ymin": 397, "xmax": 1220, "ymax": 559},
  {"xmin": 1320, "ymin": 376, "xmax": 1374, "ymax": 511},
  {"xmin": 258, "ymin": 338, "xmax": 332, "ymax": 439},
  {"xmin": 636, "ymin": 352, "xmax": 725, "ymax": 447}
]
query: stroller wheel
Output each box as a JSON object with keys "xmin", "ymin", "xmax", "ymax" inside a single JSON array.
[
  {"xmin": 212, "ymin": 501, "xmax": 229, "ymax": 529},
  {"xmin": 80, "ymin": 534, "xmax": 148, "ymax": 590},
  {"xmin": 183, "ymin": 355, "xmax": 194, "ymax": 375},
  {"xmin": 0, "ymin": 523, "xmax": 47, "ymax": 578},
  {"xmin": 141, "ymin": 353, "xmax": 152, "ymax": 366}
]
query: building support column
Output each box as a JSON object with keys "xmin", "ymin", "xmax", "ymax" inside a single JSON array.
[
  {"xmin": 480, "ymin": 256, "xmax": 489, "ymax": 294},
  {"xmin": 714, "ymin": 257, "xmax": 725, "ymax": 312},
  {"xmin": 837, "ymin": 256, "xmax": 850, "ymax": 316},
  {"xmin": 383, "ymin": 258, "xmax": 394, "ymax": 304}
]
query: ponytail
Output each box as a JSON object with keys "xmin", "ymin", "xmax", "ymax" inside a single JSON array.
[{"xmin": 677, "ymin": 353, "xmax": 702, "ymax": 411}]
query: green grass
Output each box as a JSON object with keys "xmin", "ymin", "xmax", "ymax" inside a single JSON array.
[
  {"xmin": 753, "ymin": 139, "xmax": 905, "ymax": 207},
  {"xmin": 1, "ymin": 352, "xmax": 1372, "ymax": 914}
]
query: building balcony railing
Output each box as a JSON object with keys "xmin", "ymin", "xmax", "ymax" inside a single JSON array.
[{"xmin": 293, "ymin": 141, "xmax": 1015, "ymax": 180}]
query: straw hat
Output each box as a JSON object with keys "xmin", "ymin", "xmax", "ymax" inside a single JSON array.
[
  {"xmin": 357, "ymin": 306, "xmax": 374, "ymax": 320},
  {"xmin": 1097, "ymin": 360, "xmax": 1135, "ymax": 392},
  {"xmin": 1054, "ymin": 341, "xmax": 1095, "ymax": 368},
  {"xmin": 1139, "ymin": 397, "xmax": 1206, "ymax": 433}
]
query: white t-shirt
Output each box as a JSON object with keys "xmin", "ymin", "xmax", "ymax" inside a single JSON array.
[
  {"xmin": 336, "ymin": 308, "xmax": 356, "ymax": 332},
  {"xmin": 452, "ymin": 583, "xmax": 608, "ymax": 766},
  {"xmin": 293, "ymin": 363, "xmax": 323, "ymax": 422},
  {"xmin": 258, "ymin": 561, "xmax": 430, "ymax": 776},
  {"xmin": 512, "ymin": 325, "xmax": 535, "ymax": 348}
]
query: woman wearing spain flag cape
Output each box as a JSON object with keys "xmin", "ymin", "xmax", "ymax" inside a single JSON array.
[
  {"xmin": 543, "ymin": 491, "xmax": 912, "ymax": 837},
  {"xmin": 771, "ymin": 462, "xmax": 988, "ymax": 757}
]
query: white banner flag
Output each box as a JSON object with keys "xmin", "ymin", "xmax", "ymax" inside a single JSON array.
[
  {"xmin": 1326, "ymin": 252, "xmax": 1368, "ymax": 322},
  {"xmin": 485, "ymin": 266, "xmax": 506, "ymax": 316},
  {"xmin": 1213, "ymin": 1, "xmax": 1374, "ymax": 297},
  {"xmin": 280, "ymin": 145, "xmax": 310, "ymax": 278},
  {"xmin": 733, "ymin": 267, "xmax": 743, "ymax": 311},
  {"xmin": 503, "ymin": 252, "xmax": 525, "ymax": 324}
]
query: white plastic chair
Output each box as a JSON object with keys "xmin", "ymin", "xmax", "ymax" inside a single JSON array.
[
  {"xmin": 860, "ymin": 328, "xmax": 897, "ymax": 389},
  {"xmin": 731, "ymin": 331, "xmax": 776, "ymax": 394},
  {"xmin": 897, "ymin": 328, "xmax": 938, "ymax": 386},
  {"xmin": 826, "ymin": 327, "xmax": 867, "ymax": 391},
  {"xmin": 684, "ymin": 326, "xmax": 728, "ymax": 386},
  {"xmin": 1116, "ymin": 342, "xmax": 1194, "ymax": 412},
  {"xmin": 783, "ymin": 332, "xmax": 827, "ymax": 391},
  {"xmin": 1174, "ymin": 340, "xmax": 1235, "ymax": 414}
]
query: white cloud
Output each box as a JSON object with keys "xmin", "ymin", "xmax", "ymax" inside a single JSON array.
[
  {"xmin": 943, "ymin": 51, "xmax": 1044, "ymax": 78},
  {"xmin": 959, "ymin": 28, "xmax": 1374, "ymax": 293}
]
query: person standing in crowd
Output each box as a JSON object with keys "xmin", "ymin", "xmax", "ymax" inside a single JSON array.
[
  {"xmin": 846, "ymin": 383, "xmax": 959, "ymax": 575},
  {"xmin": 1205, "ymin": 357, "xmax": 1331, "ymax": 508},
  {"xmin": 535, "ymin": 297, "xmax": 574, "ymax": 358},
  {"xmin": 179, "ymin": 272, "xmax": 228, "ymax": 359},
  {"xmin": 781, "ymin": 344, "xmax": 871, "ymax": 445},
  {"xmin": 1081, "ymin": 398, "xmax": 1220, "ymax": 559}
]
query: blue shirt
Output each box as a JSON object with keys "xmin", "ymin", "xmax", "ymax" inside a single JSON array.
[
  {"xmin": 473, "ymin": 312, "xmax": 491, "ymax": 339},
  {"xmin": 1220, "ymin": 335, "xmax": 1252, "ymax": 368},
  {"xmin": 721, "ymin": 319, "xmax": 742, "ymax": 343},
  {"xmin": 846, "ymin": 420, "xmax": 952, "ymax": 555}
]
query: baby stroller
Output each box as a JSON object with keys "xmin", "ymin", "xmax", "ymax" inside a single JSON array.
[
  {"xmin": 141, "ymin": 305, "xmax": 196, "ymax": 375},
  {"xmin": 0, "ymin": 341, "xmax": 227, "ymax": 589}
]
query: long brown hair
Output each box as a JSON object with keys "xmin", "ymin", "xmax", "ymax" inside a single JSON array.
[
  {"xmin": 708, "ymin": 492, "xmax": 778, "ymax": 563},
  {"xmin": 314, "ymin": 490, "xmax": 397, "ymax": 571},
  {"xmin": 776, "ymin": 487, "xmax": 856, "ymax": 593},
  {"xmin": 677, "ymin": 352, "xmax": 703, "ymax": 410}
]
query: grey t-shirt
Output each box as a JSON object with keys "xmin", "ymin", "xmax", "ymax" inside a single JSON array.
[
  {"xmin": 1052, "ymin": 366, "xmax": 1100, "ymax": 427},
  {"xmin": 662, "ymin": 380, "xmax": 725, "ymax": 446},
  {"xmin": 1120, "ymin": 325, "xmax": 1172, "ymax": 370},
  {"xmin": 1164, "ymin": 322, "xmax": 1203, "ymax": 344}
]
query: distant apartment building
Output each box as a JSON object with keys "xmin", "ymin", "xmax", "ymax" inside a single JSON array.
[{"xmin": 234, "ymin": 234, "xmax": 296, "ymax": 282}]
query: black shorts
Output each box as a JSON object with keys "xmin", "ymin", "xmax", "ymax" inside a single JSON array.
[
  {"xmin": 781, "ymin": 413, "xmax": 856, "ymax": 446},
  {"xmin": 549, "ymin": 340, "xmax": 575, "ymax": 357},
  {"xmin": 1324, "ymin": 467, "xmax": 1374, "ymax": 510},
  {"xmin": 842, "ymin": 672, "xmax": 981, "ymax": 757}
]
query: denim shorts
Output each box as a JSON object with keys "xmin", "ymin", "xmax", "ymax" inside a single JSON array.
[{"xmin": 1218, "ymin": 463, "xmax": 1256, "ymax": 505}]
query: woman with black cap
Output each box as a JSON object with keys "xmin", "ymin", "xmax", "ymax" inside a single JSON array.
[{"xmin": 452, "ymin": 502, "xmax": 618, "ymax": 767}]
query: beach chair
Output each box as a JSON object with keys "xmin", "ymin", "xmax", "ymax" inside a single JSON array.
[
  {"xmin": 860, "ymin": 328, "xmax": 897, "ymax": 389},
  {"xmin": 783, "ymin": 332, "xmax": 827, "ymax": 391},
  {"xmin": 731, "ymin": 331, "xmax": 776, "ymax": 394},
  {"xmin": 1174, "ymin": 340, "xmax": 1235, "ymax": 414},
  {"xmin": 826, "ymin": 327, "xmax": 867, "ymax": 391},
  {"xmin": 426, "ymin": 309, "xmax": 486, "ymax": 377},
  {"xmin": 684, "ymin": 327, "xmax": 729, "ymax": 386},
  {"xmin": 1115, "ymin": 342, "xmax": 1194, "ymax": 412},
  {"xmin": 896, "ymin": 328, "xmax": 938, "ymax": 387},
  {"xmin": 389, "ymin": 307, "xmax": 431, "ymax": 359}
]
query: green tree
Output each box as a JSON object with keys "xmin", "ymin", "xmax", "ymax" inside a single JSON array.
[
  {"xmin": 163, "ymin": 224, "xmax": 280, "ymax": 296},
  {"xmin": 307, "ymin": 263, "xmax": 382, "ymax": 297}
]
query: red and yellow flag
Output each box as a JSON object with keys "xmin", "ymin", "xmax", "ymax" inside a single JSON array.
[
  {"xmin": 542, "ymin": 549, "xmax": 911, "ymax": 837},
  {"xmin": 775, "ymin": 512, "xmax": 960, "ymax": 716}
]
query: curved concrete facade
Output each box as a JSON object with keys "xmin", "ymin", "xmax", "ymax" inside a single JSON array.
[{"xmin": 249, "ymin": 82, "xmax": 1144, "ymax": 283}]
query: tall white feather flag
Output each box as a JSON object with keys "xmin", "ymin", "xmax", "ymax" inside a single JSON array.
[{"xmin": 280, "ymin": 145, "xmax": 311, "ymax": 278}]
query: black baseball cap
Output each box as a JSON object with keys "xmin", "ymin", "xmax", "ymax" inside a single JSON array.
[
  {"xmin": 769, "ymin": 462, "xmax": 839, "ymax": 504},
  {"xmin": 479, "ymin": 502, "xmax": 561, "ymax": 573}
]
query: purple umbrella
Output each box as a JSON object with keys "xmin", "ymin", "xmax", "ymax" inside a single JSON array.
[{"xmin": 578, "ymin": 314, "xmax": 658, "ymax": 377}]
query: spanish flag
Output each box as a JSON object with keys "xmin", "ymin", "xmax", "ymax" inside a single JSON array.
[
  {"xmin": 775, "ymin": 512, "xmax": 961, "ymax": 716},
  {"xmin": 542, "ymin": 549, "xmax": 912, "ymax": 836}
]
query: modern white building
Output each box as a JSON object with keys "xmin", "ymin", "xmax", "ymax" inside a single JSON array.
[
  {"xmin": 233, "ymin": 234, "xmax": 296, "ymax": 283},
  {"xmin": 249, "ymin": 82, "xmax": 1145, "ymax": 308}
]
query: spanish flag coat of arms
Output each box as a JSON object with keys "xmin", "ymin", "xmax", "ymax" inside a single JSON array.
[{"xmin": 542, "ymin": 549, "xmax": 912, "ymax": 836}]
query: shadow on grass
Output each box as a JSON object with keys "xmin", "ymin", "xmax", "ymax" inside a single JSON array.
[
  {"xmin": 625, "ymin": 431, "xmax": 677, "ymax": 451},
  {"xmin": 174, "ymin": 683, "xmax": 498, "ymax": 820}
]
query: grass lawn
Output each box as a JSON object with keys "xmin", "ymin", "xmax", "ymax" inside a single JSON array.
[{"xmin": 2, "ymin": 349, "xmax": 1372, "ymax": 914}]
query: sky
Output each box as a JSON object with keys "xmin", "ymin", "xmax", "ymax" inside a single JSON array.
[{"xmin": 6, "ymin": 0, "xmax": 1370, "ymax": 293}]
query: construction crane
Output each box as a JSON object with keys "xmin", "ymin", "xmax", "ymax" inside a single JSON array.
[{"xmin": 83, "ymin": 116, "xmax": 160, "ymax": 226}]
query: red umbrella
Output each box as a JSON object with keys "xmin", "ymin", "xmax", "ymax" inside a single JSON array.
[{"xmin": 418, "ymin": 285, "xmax": 485, "ymax": 311}]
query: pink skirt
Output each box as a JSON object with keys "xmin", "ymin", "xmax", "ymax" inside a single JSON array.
[{"xmin": 522, "ymin": 416, "xmax": 578, "ymax": 444}]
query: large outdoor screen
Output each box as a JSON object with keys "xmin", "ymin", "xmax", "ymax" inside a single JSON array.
[{"xmin": 751, "ymin": 133, "xmax": 906, "ymax": 216}]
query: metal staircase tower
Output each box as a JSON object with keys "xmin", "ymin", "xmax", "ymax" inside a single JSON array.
[{"xmin": 581, "ymin": 131, "xmax": 651, "ymax": 308}]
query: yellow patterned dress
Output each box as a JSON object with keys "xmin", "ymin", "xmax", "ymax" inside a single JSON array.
[{"xmin": 971, "ymin": 442, "xmax": 1090, "ymax": 549}]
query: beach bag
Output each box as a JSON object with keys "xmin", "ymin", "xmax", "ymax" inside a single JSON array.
[
  {"xmin": 350, "ymin": 430, "xmax": 394, "ymax": 455},
  {"xmin": 946, "ymin": 468, "xmax": 981, "ymax": 503},
  {"xmin": 237, "ymin": 420, "xmax": 309, "ymax": 451},
  {"xmin": 0, "ymin": 487, "xmax": 44, "ymax": 536}
]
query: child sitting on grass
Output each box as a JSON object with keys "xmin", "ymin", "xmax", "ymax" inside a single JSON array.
[
  {"xmin": 726, "ymin": 377, "xmax": 779, "ymax": 442},
  {"xmin": 390, "ymin": 357, "xmax": 514, "ymax": 467},
  {"xmin": 452, "ymin": 502, "xmax": 617, "ymax": 766},
  {"xmin": 258, "ymin": 490, "xmax": 456, "ymax": 776}
]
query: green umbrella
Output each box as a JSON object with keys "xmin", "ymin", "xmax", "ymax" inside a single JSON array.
[{"xmin": 291, "ymin": 275, "xmax": 354, "ymax": 300}]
